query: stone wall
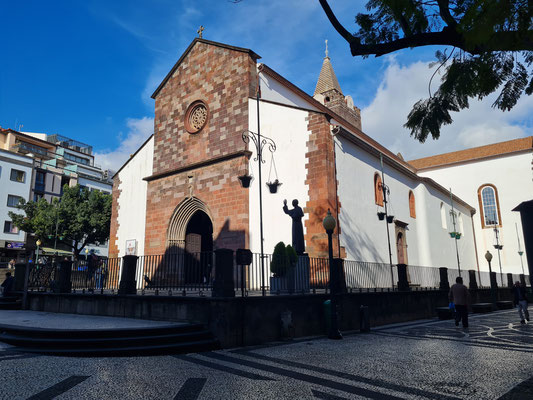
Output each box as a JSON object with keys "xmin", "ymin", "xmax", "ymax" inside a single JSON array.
[{"xmin": 27, "ymin": 288, "xmax": 513, "ymax": 348}]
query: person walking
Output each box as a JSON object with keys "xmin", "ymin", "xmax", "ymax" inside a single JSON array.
[
  {"xmin": 512, "ymin": 281, "xmax": 529, "ymax": 324},
  {"xmin": 1, "ymin": 272, "xmax": 14, "ymax": 297},
  {"xmin": 449, "ymin": 276, "xmax": 470, "ymax": 328}
]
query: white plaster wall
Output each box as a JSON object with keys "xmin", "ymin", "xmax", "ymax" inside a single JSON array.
[
  {"xmin": 248, "ymin": 98, "xmax": 310, "ymax": 256},
  {"xmin": 259, "ymin": 71, "xmax": 321, "ymax": 112},
  {"xmin": 0, "ymin": 151, "xmax": 33, "ymax": 243},
  {"xmin": 335, "ymin": 137, "xmax": 477, "ymax": 269},
  {"xmin": 418, "ymin": 151, "xmax": 533, "ymax": 274},
  {"xmin": 115, "ymin": 137, "xmax": 154, "ymax": 257}
]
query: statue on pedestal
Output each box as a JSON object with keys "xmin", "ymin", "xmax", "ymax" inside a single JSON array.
[{"xmin": 283, "ymin": 199, "xmax": 305, "ymax": 255}]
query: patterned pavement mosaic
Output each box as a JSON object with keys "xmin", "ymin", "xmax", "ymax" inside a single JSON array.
[{"xmin": 1, "ymin": 309, "xmax": 533, "ymax": 399}]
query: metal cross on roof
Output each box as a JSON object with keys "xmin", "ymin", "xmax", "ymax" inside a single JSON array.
[
  {"xmin": 197, "ymin": 26, "xmax": 204, "ymax": 38},
  {"xmin": 325, "ymin": 39, "xmax": 329, "ymax": 58}
]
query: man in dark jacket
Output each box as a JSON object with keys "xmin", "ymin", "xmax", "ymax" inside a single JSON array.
[
  {"xmin": 1, "ymin": 272, "xmax": 14, "ymax": 297},
  {"xmin": 512, "ymin": 281, "xmax": 529, "ymax": 324},
  {"xmin": 449, "ymin": 276, "xmax": 470, "ymax": 328}
]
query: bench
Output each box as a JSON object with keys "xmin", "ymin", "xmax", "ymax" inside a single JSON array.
[
  {"xmin": 496, "ymin": 300, "xmax": 514, "ymax": 310},
  {"xmin": 436, "ymin": 307, "xmax": 454, "ymax": 320},
  {"xmin": 472, "ymin": 303, "xmax": 493, "ymax": 313}
]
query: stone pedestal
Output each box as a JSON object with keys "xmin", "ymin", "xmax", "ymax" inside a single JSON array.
[
  {"xmin": 507, "ymin": 273, "xmax": 514, "ymax": 288},
  {"xmin": 468, "ymin": 270, "xmax": 478, "ymax": 289},
  {"xmin": 397, "ymin": 264, "xmax": 410, "ymax": 291},
  {"xmin": 212, "ymin": 249, "xmax": 235, "ymax": 298},
  {"xmin": 439, "ymin": 267, "xmax": 449, "ymax": 291},
  {"xmin": 118, "ymin": 255, "xmax": 138, "ymax": 295},
  {"xmin": 58, "ymin": 261, "xmax": 72, "ymax": 293}
]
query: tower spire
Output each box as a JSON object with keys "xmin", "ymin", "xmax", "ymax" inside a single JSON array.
[{"xmin": 314, "ymin": 39, "xmax": 342, "ymax": 96}]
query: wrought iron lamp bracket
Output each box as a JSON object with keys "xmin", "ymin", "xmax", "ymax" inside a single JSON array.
[{"xmin": 242, "ymin": 130, "xmax": 277, "ymax": 163}]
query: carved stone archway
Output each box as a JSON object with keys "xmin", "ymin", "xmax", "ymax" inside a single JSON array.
[{"xmin": 167, "ymin": 197, "xmax": 214, "ymax": 251}]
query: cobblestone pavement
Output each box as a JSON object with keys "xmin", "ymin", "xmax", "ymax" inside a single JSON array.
[{"xmin": 2, "ymin": 309, "xmax": 533, "ymax": 399}]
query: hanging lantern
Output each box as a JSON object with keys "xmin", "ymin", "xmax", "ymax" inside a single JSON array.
[
  {"xmin": 386, "ymin": 215, "xmax": 394, "ymax": 223},
  {"xmin": 377, "ymin": 212, "xmax": 386, "ymax": 220},
  {"xmin": 449, "ymin": 232, "xmax": 456, "ymax": 238}
]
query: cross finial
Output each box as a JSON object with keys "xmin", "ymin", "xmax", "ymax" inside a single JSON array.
[
  {"xmin": 325, "ymin": 39, "xmax": 329, "ymax": 58},
  {"xmin": 197, "ymin": 26, "xmax": 204, "ymax": 38}
]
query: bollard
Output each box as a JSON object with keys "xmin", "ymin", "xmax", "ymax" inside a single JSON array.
[{"xmin": 14, "ymin": 263, "xmax": 27, "ymax": 292}]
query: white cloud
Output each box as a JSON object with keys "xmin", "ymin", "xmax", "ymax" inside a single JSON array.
[
  {"xmin": 94, "ymin": 117, "xmax": 153, "ymax": 172},
  {"xmin": 361, "ymin": 59, "xmax": 533, "ymax": 160}
]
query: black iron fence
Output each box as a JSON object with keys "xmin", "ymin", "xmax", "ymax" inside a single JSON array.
[{"xmin": 22, "ymin": 251, "xmax": 530, "ymax": 295}]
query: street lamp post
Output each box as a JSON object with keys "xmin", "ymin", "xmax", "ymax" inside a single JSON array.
[
  {"xmin": 379, "ymin": 154, "xmax": 395, "ymax": 289},
  {"xmin": 240, "ymin": 81, "xmax": 279, "ymax": 296},
  {"xmin": 493, "ymin": 228, "xmax": 504, "ymax": 286},
  {"xmin": 323, "ymin": 209, "xmax": 342, "ymax": 340},
  {"xmin": 35, "ymin": 239, "xmax": 41, "ymax": 267},
  {"xmin": 485, "ymin": 250, "xmax": 497, "ymax": 306}
]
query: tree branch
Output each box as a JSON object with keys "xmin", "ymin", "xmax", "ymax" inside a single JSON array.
[
  {"xmin": 318, "ymin": 0, "xmax": 358, "ymax": 46},
  {"xmin": 436, "ymin": 0, "xmax": 457, "ymax": 28}
]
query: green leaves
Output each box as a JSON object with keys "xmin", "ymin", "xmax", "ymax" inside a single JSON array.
[{"xmin": 9, "ymin": 185, "xmax": 111, "ymax": 257}]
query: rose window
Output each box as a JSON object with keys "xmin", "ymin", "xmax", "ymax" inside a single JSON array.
[{"xmin": 185, "ymin": 101, "xmax": 209, "ymax": 133}]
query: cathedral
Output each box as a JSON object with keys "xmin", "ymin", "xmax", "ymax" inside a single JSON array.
[{"xmin": 110, "ymin": 37, "xmax": 529, "ymax": 278}]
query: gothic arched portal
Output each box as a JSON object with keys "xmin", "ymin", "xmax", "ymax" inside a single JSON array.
[{"xmin": 167, "ymin": 196, "xmax": 214, "ymax": 251}]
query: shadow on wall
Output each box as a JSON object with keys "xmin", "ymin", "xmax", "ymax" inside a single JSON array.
[
  {"xmin": 141, "ymin": 219, "xmax": 245, "ymax": 290},
  {"xmin": 339, "ymin": 211, "xmax": 383, "ymax": 262}
]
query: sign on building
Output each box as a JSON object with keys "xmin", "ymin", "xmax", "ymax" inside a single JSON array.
[{"xmin": 125, "ymin": 239, "xmax": 137, "ymax": 256}]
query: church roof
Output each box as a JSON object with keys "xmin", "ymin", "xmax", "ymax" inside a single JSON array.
[
  {"xmin": 313, "ymin": 55, "xmax": 343, "ymax": 96},
  {"xmin": 408, "ymin": 136, "xmax": 533, "ymax": 170},
  {"xmin": 151, "ymin": 38, "xmax": 261, "ymax": 99}
]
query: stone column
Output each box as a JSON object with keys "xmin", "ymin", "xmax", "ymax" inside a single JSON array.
[
  {"xmin": 212, "ymin": 249, "xmax": 235, "ymax": 298},
  {"xmin": 397, "ymin": 264, "xmax": 410, "ymax": 291},
  {"xmin": 58, "ymin": 260, "xmax": 72, "ymax": 293},
  {"xmin": 468, "ymin": 270, "xmax": 478, "ymax": 289},
  {"xmin": 118, "ymin": 255, "xmax": 138, "ymax": 295},
  {"xmin": 439, "ymin": 267, "xmax": 449, "ymax": 291}
]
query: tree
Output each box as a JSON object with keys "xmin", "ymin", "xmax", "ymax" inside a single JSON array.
[
  {"xmin": 9, "ymin": 185, "xmax": 112, "ymax": 259},
  {"xmin": 319, "ymin": 0, "xmax": 533, "ymax": 142}
]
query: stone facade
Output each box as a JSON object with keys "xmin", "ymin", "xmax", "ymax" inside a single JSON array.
[
  {"xmin": 304, "ymin": 112, "xmax": 344, "ymax": 258},
  {"xmin": 109, "ymin": 176, "xmax": 121, "ymax": 258},
  {"xmin": 144, "ymin": 40, "xmax": 258, "ymax": 255}
]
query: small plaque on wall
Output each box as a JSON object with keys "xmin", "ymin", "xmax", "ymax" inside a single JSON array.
[{"xmin": 125, "ymin": 239, "xmax": 137, "ymax": 256}]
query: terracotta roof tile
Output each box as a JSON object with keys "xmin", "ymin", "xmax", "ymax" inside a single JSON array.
[{"xmin": 408, "ymin": 137, "xmax": 533, "ymax": 170}]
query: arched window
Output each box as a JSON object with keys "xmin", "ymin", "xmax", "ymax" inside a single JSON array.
[
  {"xmin": 478, "ymin": 184, "xmax": 502, "ymax": 228},
  {"xmin": 408, "ymin": 191, "xmax": 416, "ymax": 218},
  {"xmin": 374, "ymin": 173, "xmax": 383, "ymax": 206},
  {"xmin": 440, "ymin": 202, "xmax": 447, "ymax": 230},
  {"xmin": 458, "ymin": 212, "xmax": 464, "ymax": 234}
]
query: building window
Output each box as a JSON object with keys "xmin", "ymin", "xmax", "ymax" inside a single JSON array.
[
  {"xmin": 409, "ymin": 191, "xmax": 416, "ymax": 218},
  {"xmin": 35, "ymin": 170, "xmax": 46, "ymax": 193},
  {"xmin": 7, "ymin": 195, "xmax": 23, "ymax": 208},
  {"xmin": 478, "ymin": 184, "xmax": 501, "ymax": 228},
  {"xmin": 33, "ymin": 193, "xmax": 44, "ymax": 202},
  {"xmin": 10, "ymin": 169, "xmax": 25, "ymax": 183},
  {"xmin": 374, "ymin": 173, "xmax": 383, "ymax": 206},
  {"xmin": 440, "ymin": 203, "xmax": 447, "ymax": 230},
  {"xmin": 3, "ymin": 221, "xmax": 19, "ymax": 234},
  {"xmin": 458, "ymin": 212, "xmax": 464, "ymax": 234}
]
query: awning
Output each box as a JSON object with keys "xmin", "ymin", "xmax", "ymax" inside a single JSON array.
[{"xmin": 40, "ymin": 247, "xmax": 73, "ymax": 256}]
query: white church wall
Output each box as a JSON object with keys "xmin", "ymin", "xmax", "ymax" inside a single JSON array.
[
  {"xmin": 259, "ymin": 72, "xmax": 322, "ymax": 113},
  {"xmin": 335, "ymin": 135, "xmax": 477, "ymax": 271},
  {"xmin": 115, "ymin": 136, "xmax": 154, "ymax": 257},
  {"xmin": 418, "ymin": 151, "xmax": 533, "ymax": 274},
  {"xmin": 247, "ymin": 98, "xmax": 310, "ymax": 256}
]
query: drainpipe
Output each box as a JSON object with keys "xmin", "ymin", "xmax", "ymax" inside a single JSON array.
[{"xmin": 331, "ymin": 126, "xmax": 342, "ymax": 258}]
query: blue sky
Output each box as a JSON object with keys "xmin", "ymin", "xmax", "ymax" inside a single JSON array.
[{"xmin": 1, "ymin": 1, "xmax": 531, "ymax": 170}]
